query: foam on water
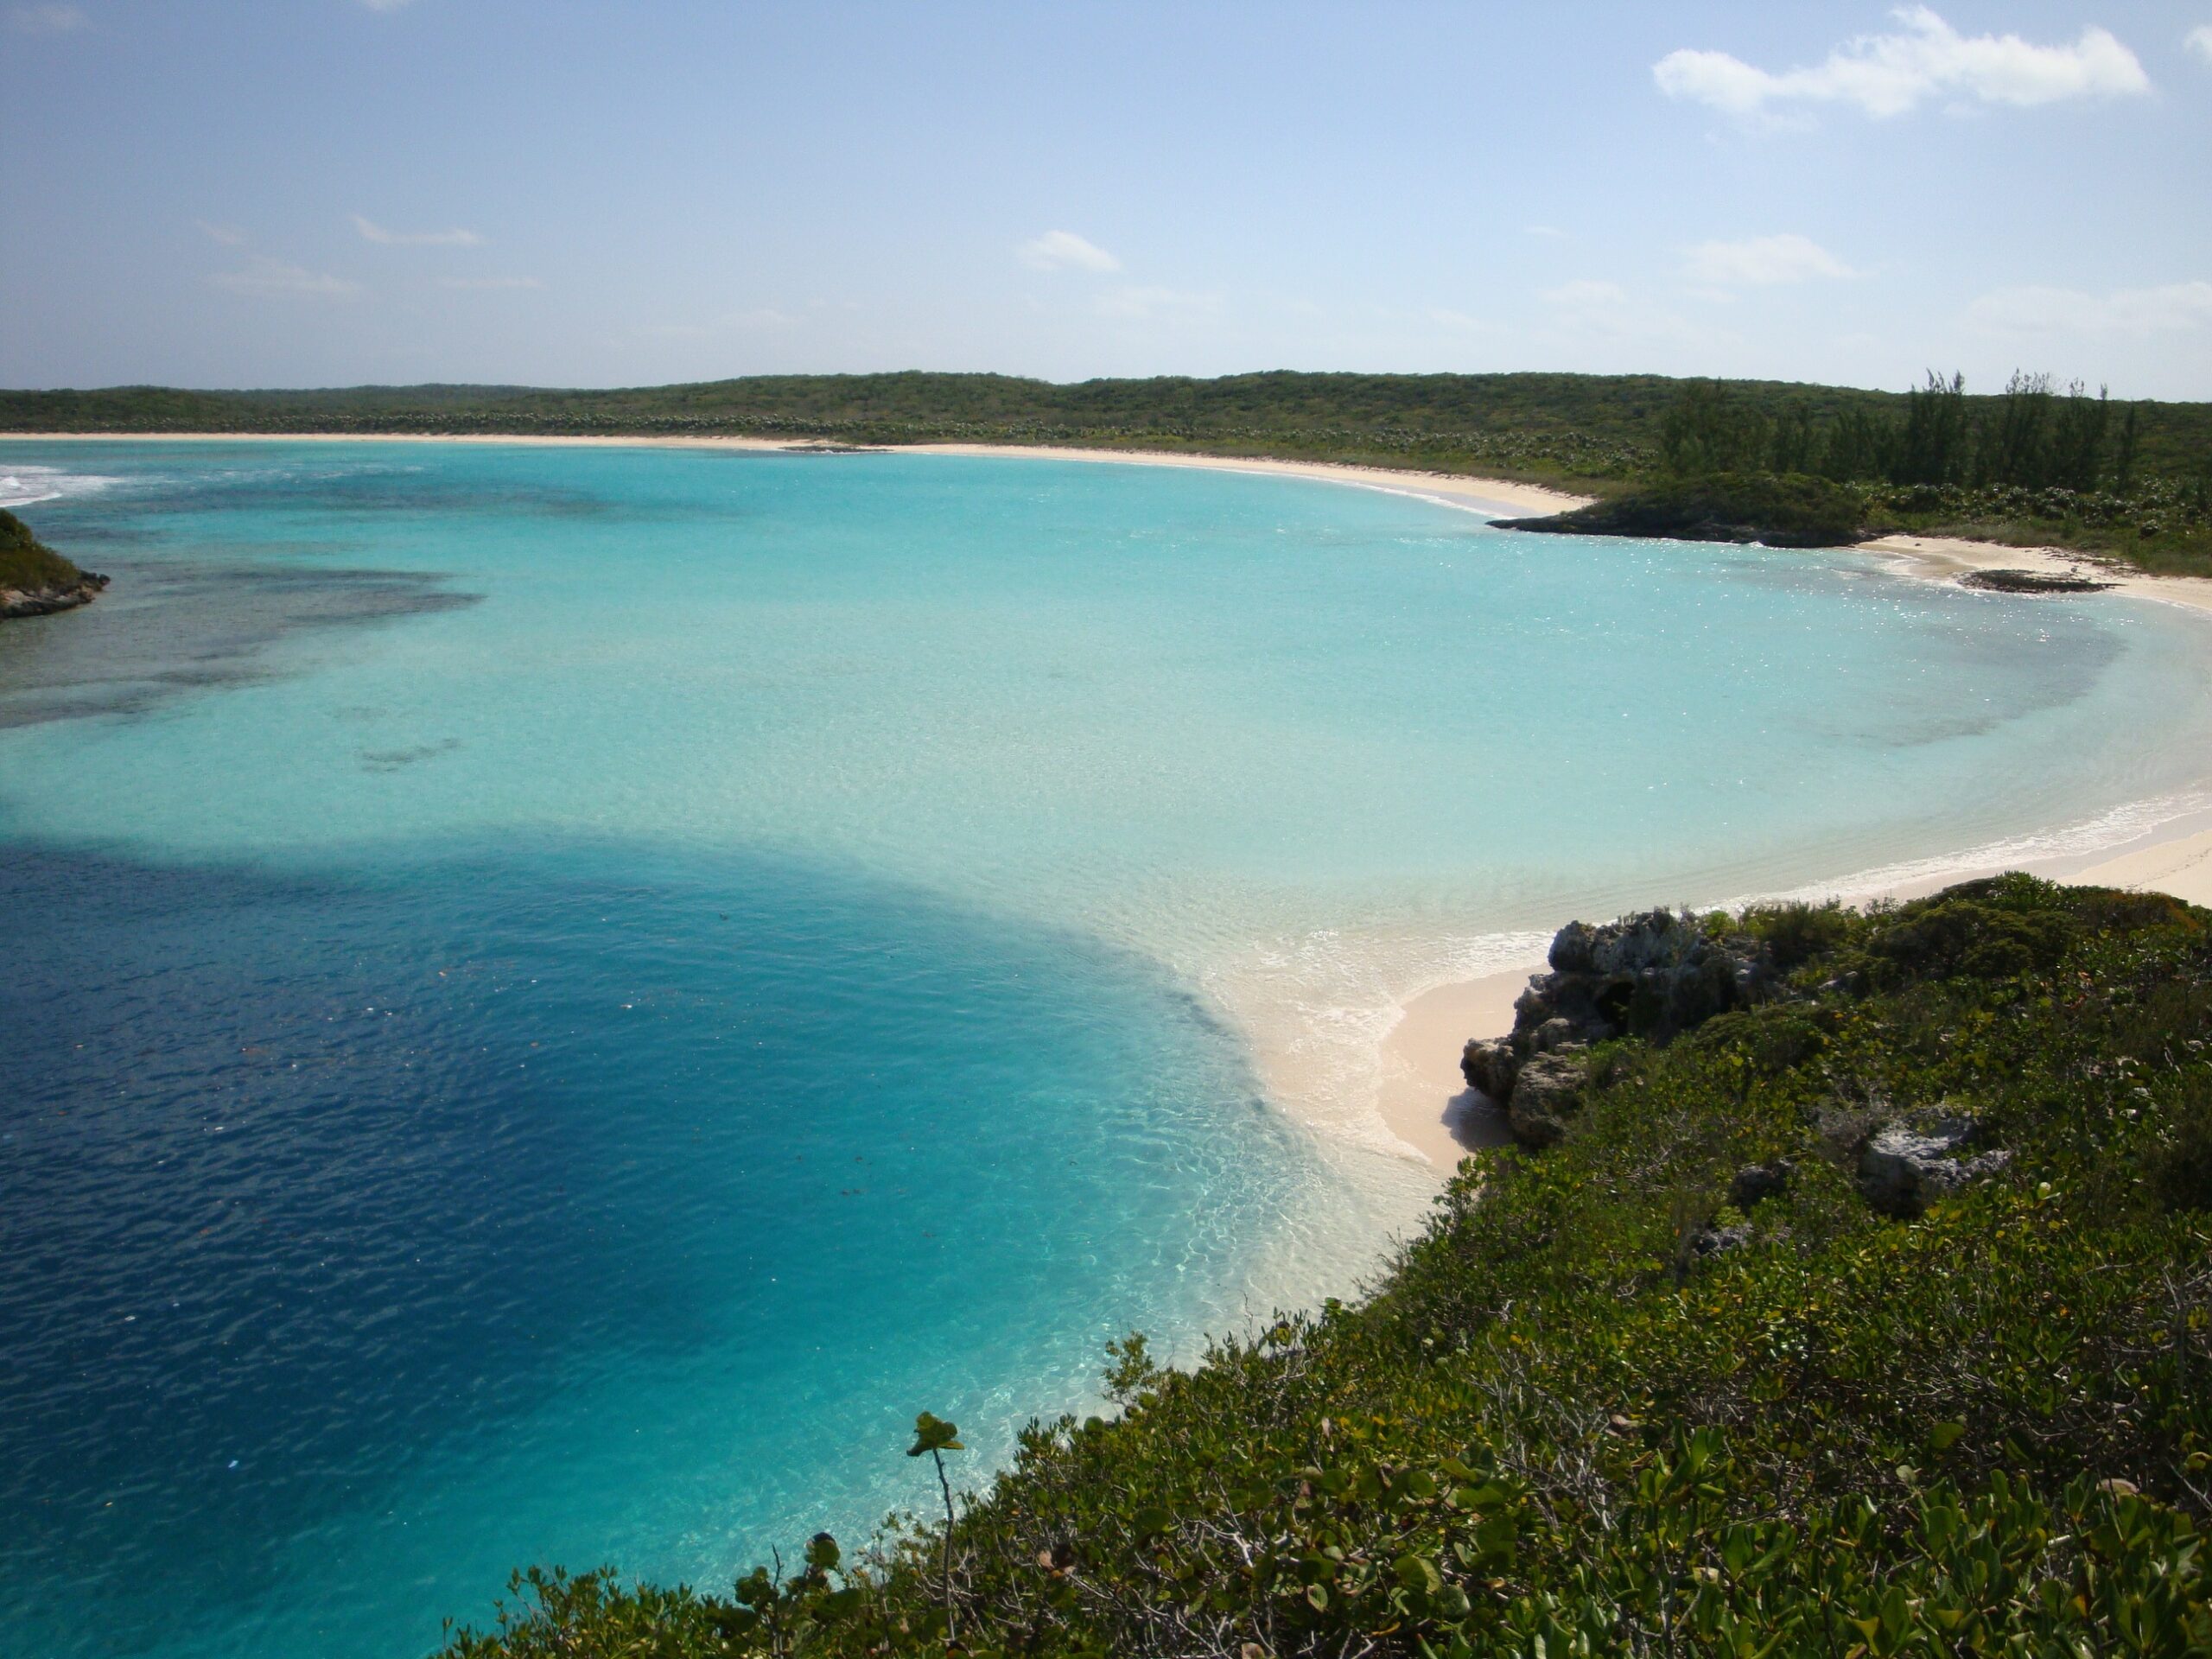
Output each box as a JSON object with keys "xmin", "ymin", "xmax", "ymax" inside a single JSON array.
[{"xmin": 6, "ymin": 439, "xmax": 2212, "ymax": 1659}]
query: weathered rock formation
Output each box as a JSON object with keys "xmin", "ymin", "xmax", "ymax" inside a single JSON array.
[
  {"xmin": 1463, "ymin": 909, "xmax": 1774, "ymax": 1147},
  {"xmin": 1857, "ymin": 1118, "xmax": 2012, "ymax": 1217},
  {"xmin": 1, "ymin": 571, "xmax": 109, "ymax": 619}
]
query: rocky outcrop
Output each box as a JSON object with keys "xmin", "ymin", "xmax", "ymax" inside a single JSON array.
[
  {"xmin": 1462, "ymin": 909, "xmax": 1774, "ymax": 1147},
  {"xmin": 1960, "ymin": 568, "xmax": 2113, "ymax": 595},
  {"xmin": 1857, "ymin": 1118, "xmax": 2012, "ymax": 1217},
  {"xmin": 1505, "ymin": 1048, "xmax": 1590, "ymax": 1148},
  {"xmin": 1, "ymin": 572, "xmax": 108, "ymax": 619},
  {"xmin": 0, "ymin": 509, "xmax": 106, "ymax": 620},
  {"xmin": 1489, "ymin": 474, "xmax": 1866, "ymax": 550}
]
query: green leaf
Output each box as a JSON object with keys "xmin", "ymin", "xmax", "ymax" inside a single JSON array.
[
  {"xmin": 804, "ymin": 1531, "xmax": 841, "ymax": 1572},
  {"xmin": 1132, "ymin": 1504, "xmax": 1174, "ymax": 1541},
  {"xmin": 907, "ymin": 1411, "xmax": 964, "ymax": 1457},
  {"xmin": 1394, "ymin": 1553, "xmax": 1442, "ymax": 1595}
]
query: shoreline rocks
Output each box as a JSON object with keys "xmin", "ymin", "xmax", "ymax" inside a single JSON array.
[
  {"xmin": 1463, "ymin": 909, "xmax": 1774, "ymax": 1147},
  {"xmin": 1959, "ymin": 568, "xmax": 2113, "ymax": 595},
  {"xmin": 1, "ymin": 571, "xmax": 109, "ymax": 619}
]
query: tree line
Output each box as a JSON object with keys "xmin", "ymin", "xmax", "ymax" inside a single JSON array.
[{"xmin": 1661, "ymin": 371, "xmax": 2148, "ymax": 496}]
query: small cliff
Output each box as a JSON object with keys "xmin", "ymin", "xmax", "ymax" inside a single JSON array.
[{"xmin": 0, "ymin": 508, "xmax": 107, "ymax": 619}]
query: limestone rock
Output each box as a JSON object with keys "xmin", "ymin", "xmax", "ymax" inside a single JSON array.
[
  {"xmin": 1858, "ymin": 1120, "xmax": 2012, "ymax": 1217},
  {"xmin": 1459, "ymin": 1037, "xmax": 1520, "ymax": 1103},
  {"xmin": 1506, "ymin": 1048, "xmax": 1588, "ymax": 1148},
  {"xmin": 1460, "ymin": 908, "xmax": 1774, "ymax": 1149}
]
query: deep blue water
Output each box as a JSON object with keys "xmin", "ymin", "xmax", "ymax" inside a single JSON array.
[
  {"xmin": 1, "ymin": 836, "xmax": 1304, "ymax": 1659},
  {"xmin": 5, "ymin": 440, "xmax": 2212, "ymax": 1659}
]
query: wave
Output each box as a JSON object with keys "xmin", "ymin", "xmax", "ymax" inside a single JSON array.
[
  {"xmin": 0, "ymin": 464, "xmax": 124, "ymax": 510},
  {"xmin": 1711, "ymin": 787, "xmax": 2212, "ymax": 912}
]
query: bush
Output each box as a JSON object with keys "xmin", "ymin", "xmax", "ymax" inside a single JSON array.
[
  {"xmin": 441, "ymin": 876, "xmax": 2212, "ymax": 1658},
  {"xmin": 0, "ymin": 509, "xmax": 89, "ymax": 594}
]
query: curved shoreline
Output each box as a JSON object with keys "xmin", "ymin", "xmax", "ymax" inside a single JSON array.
[
  {"xmin": 0, "ymin": 429, "xmax": 1597, "ymax": 518},
  {"xmin": 13, "ymin": 430, "xmax": 2212, "ymax": 1176}
]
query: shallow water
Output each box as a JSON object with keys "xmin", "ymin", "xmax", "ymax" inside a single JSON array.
[{"xmin": 4, "ymin": 441, "xmax": 2210, "ymax": 1658}]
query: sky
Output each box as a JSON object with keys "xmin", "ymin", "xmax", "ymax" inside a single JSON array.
[{"xmin": 3, "ymin": 1, "xmax": 2210, "ymax": 398}]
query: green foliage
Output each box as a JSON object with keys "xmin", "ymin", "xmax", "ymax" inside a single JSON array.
[
  {"xmin": 906, "ymin": 1413, "xmax": 963, "ymax": 1458},
  {"xmin": 0, "ymin": 507, "xmax": 89, "ymax": 594},
  {"xmin": 440, "ymin": 874, "xmax": 2212, "ymax": 1658},
  {"xmin": 1507, "ymin": 471, "xmax": 1866, "ymax": 548}
]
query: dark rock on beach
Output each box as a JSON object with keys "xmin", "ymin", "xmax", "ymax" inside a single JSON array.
[
  {"xmin": 1462, "ymin": 908, "xmax": 1774, "ymax": 1147},
  {"xmin": 1960, "ymin": 568, "xmax": 2114, "ymax": 594}
]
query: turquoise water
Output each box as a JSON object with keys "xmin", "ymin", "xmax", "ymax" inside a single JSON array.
[{"xmin": 5, "ymin": 441, "xmax": 2212, "ymax": 1658}]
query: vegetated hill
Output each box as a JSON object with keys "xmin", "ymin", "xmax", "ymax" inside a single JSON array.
[
  {"xmin": 6, "ymin": 370, "xmax": 2210, "ymax": 480},
  {"xmin": 0, "ymin": 508, "xmax": 105, "ymax": 618},
  {"xmin": 443, "ymin": 874, "xmax": 2212, "ymax": 1657}
]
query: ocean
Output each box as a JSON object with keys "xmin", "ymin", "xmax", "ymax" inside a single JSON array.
[{"xmin": 4, "ymin": 440, "xmax": 2210, "ymax": 1658}]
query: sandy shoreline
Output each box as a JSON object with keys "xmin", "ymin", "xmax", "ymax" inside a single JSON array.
[
  {"xmin": 11, "ymin": 428, "xmax": 2211, "ymax": 1176},
  {"xmin": 0, "ymin": 429, "xmax": 1594, "ymax": 517},
  {"xmin": 1357, "ymin": 536, "xmax": 2212, "ymax": 1173}
]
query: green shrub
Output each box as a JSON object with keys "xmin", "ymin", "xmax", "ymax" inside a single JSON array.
[
  {"xmin": 441, "ymin": 876, "xmax": 2212, "ymax": 1658},
  {"xmin": 0, "ymin": 508, "xmax": 89, "ymax": 594}
]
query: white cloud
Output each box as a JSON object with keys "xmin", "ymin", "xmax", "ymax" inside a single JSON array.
[
  {"xmin": 1966, "ymin": 281, "xmax": 2212, "ymax": 336},
  {"xmin": 1655, "ymin": 7, "xmax": 2150, "ymax": 119},
  {"xmin": 1017, "ymin": 230, "xmax": 1120, "ymax": 273},
  {"xmin": 439, "ymin": 276, "xmax": 541, "ymax": 290},
  {"xmin": 9, "ymin": 4, "xmax": 88, "ymax": 33},
  {"xmin": 2188, "ymin": 25, "xmax": 2212, "ymax": 65},
  {"xmin": 353, "ymin": 213, "xmax": 485, "ymax": 247},
  {"xmin": 1095, "ymin": 284, "xmax": 1219, "ymax": 321},
  {"xmin": 1682, "ymin": 232, "xmax": 1854, "ymax": 287},
  {"xmin": 194, "ymin": 219, "xmax": 246, "ymax": 246},
  {"xmin": 1522, "ymin": 224, "xmax": 1567, "ymax": 239},
  {"xmin": 210, "ymin": 258, "xmax": 363, "ymax": 300}
]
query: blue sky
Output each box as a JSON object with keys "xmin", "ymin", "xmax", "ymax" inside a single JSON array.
[{"xmin": 3, "ymin": 2, "xmax": 2209, "ymax": 397}]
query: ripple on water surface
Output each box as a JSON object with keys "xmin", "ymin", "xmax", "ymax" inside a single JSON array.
[
  {"xmin": 6, "ymin": 440, "xmax": 2212, "ymax": 1659},
  {"xmin": 0, "ymin": 839, "xmax": 1326, "ymax": 1659}
]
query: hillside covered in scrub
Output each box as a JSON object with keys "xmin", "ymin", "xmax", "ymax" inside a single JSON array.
[{"xmin": 442, "ymin": 874, "xmax": 2212, "ymax": 1657}]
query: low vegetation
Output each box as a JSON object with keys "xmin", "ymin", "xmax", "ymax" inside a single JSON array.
[
  {"xmin": 1496, "ymin": 471, "xmax": 1866, "ymax": 549},
  {"xmin": 0, "ymin": 508, "xmax": 87, "ymax": 593},
  {"xmin": 442, "ymin": 874, "xmax": 2212, "ymax": 1657}
]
